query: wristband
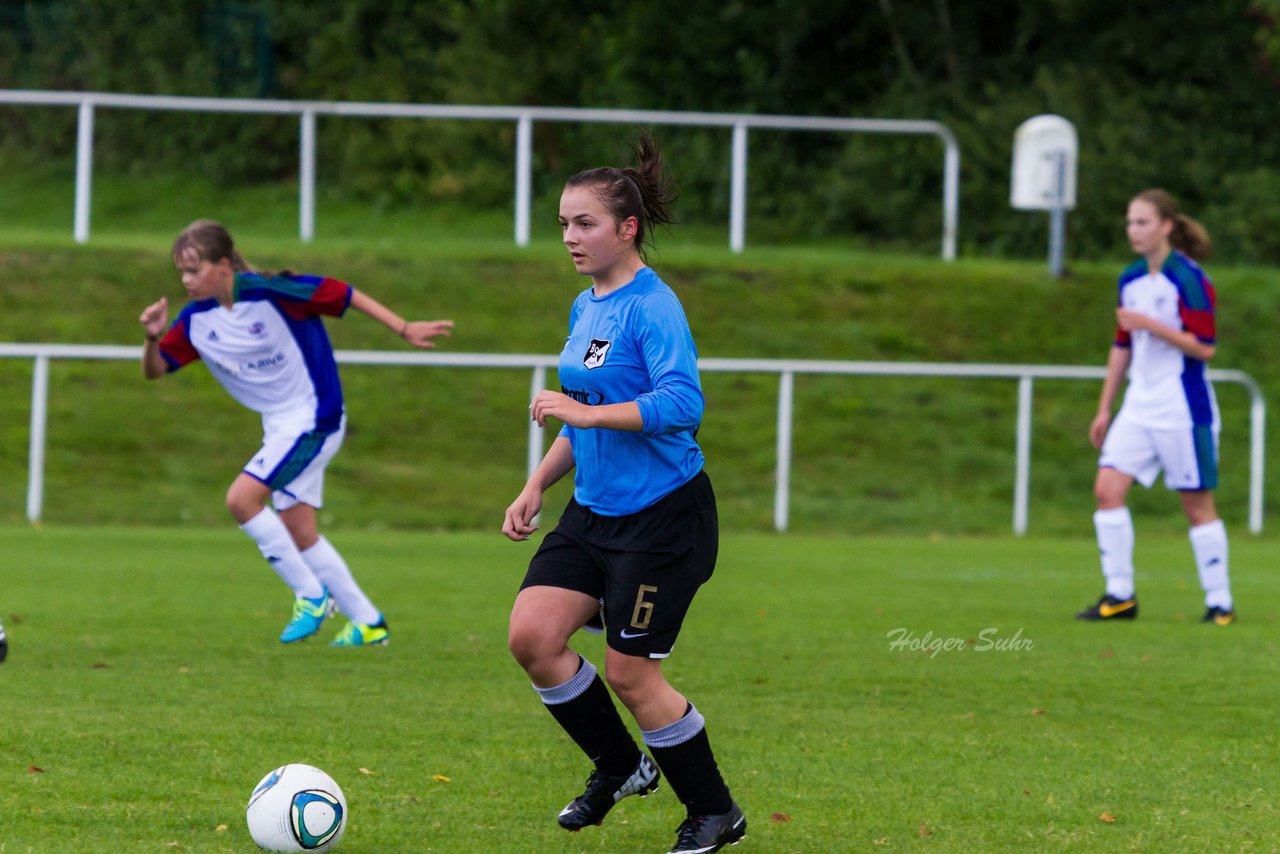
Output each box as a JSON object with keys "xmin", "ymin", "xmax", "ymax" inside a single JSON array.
[{"xmin": 145, "ymin": 333, "xmax": 160, "ymax": 343}]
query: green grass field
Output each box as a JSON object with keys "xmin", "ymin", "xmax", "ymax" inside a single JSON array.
[{"xmin": 2, "ymin": 525, "xmax": 1278, "ymax": 853}]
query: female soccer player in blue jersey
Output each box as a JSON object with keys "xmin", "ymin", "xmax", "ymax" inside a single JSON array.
[
  {"xmin": 139, "ymin": 220, "xmax": 453, "ymax": 646},
  {"xmin": 1076, "ymin": 189, "xmax": 1235, "ymax": 625},
  {"xmin": 502, "ymin": 134, "xmax": 745, "ymax": 854}
]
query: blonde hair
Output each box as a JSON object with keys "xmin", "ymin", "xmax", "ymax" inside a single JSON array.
[{"xmin": 1132, "ymin": 189, "xmax": 1212, "ymax": 261}]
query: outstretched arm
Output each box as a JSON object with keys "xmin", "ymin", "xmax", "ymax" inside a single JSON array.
[{"xmin": 348, "ymin": 289, "xmax": 454, "ymax": 349}]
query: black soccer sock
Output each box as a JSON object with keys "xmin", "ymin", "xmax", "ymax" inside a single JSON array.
[
  {"xmin": 645, "ymin": 704, "xmax": 734, "ymax": 817},
  {"xmin": 537, "ymin": 657, "xmax": 642, "ymax": 777}
]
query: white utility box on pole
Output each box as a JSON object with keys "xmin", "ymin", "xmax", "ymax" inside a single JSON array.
[{"xmin": 1011, "ymin": 115, "xmax": 1077, "ymax": 277}]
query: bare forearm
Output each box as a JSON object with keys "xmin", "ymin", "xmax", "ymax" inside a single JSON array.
[
  {"xmin": 1096, "ymin": 347, "xmax": 1129, "ymax": 413},
  {"xmin": 581, "ymin": 402, "xmax": 643, "ymax": 431},
  {"xmin": 527, "ymin": 437, "xmax": 576, "ymax": 492},
  {"xmin": 348, "ymin": 289, "xmax": 405, "ymax": 336},
  {"xmin": 142, "ymin": 338, "xmax": 167, "ymax": 379}
]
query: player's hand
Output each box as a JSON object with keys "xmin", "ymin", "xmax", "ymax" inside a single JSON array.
[
  {"xmin": 1115, "ymin": 307, "xmax": 1150, "ymax": 332},
  {"xmin": 1089, "ymin": 411, "xmax": 1111, "ymax": 450},
  {"xmin": 529, "ymin": 390, "xmax": 592, "ymax": 429},
  {"xmin": 401, "ymin": 319, "xmax": 454, "ymax": 349},
  {"xmin": 502, "ymin": 487, "xmax": 543, "ymax": 542},
  {"xmin": 139, "ymin": 297, "xmax": 169, "ymax": 339}
]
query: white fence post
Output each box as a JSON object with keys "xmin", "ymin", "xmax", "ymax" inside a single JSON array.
[
  {"xmin": 26, "ymin": 354, "xmax": 50, "ymax": 523},
  {"xmin": 1013, "ymin": 374, "xmax": 1033, "ymax": 536},
  {"xmin": 299, "ymin": 109, "xmax": 317, "ymax": 242},
  {"xmin": 774, "ymin": 370, "xmax": 794, "ymax": 532},
  {"xmin": 73, "ymin": 99, "xmax": 94, "ymax": 244},
  {"xmin": 941, "ymin": 128, "xmax": 960, "ymax": 261},
  {"xmin": 526, "ymin": 364, "xmax": 546, "ymax": 481},
  {"xmin": 730, "ymin": 122, "xmax": 748, "ymax": 254},
  {"xmin": 515, "ymin": 114, "xmax": 533, "ymax": 248}
]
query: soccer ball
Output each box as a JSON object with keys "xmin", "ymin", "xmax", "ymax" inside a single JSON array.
[{"xmin": 246, "ymin": 764, "xmax": 347, "ymax": 852}]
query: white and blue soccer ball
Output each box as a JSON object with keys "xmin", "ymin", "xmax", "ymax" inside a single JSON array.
[{"xmin": 246, "ymin": 763, "xmax": 348, "ymax": 852}]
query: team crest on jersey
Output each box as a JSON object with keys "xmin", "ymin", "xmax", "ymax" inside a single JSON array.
[
  {"xmin": 583, "ymin": 338, "xmax": 611, "ymax": 370},
  {"xmin": 248, "ymin": 322, "xmax": 266, "ymax": 337}
]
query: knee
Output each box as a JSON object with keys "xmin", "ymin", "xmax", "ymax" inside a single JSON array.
[
  {"xmin": 507, "ymin": 622, "xmax": 553, "ymax": 671},
  {"xmin": 225, "ymin": 489, "xmax": 259, "ymax": 524},
  {"xmin": 603, "ymin": 665, "xmax": 645, "ymax": 707},
  {"xmin": 1094, "ymin": 479, "xmax": 1125, "ymax": 510}
]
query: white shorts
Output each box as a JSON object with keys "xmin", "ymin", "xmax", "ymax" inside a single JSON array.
[
  {"xmin": 243, "ymin": 413, "xmax": 347, "ymax": 511},
  {"xmin": 1098, "ymin": 412, "xmax": 1218, "ymax": 491}
]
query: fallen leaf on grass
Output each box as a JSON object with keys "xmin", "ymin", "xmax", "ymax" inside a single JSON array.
[
  {"xmin": 770, "ymin": 813, "xmax": 791, "ymax": 823},
  {"xmin": 91, "ymin": 662, "xmax": 110, "ymax": 669},
  {"xmin": 1031, "ymin": 708, "xmax": 1046, "ymax": 716},
  {"xmin": 179, "ymin": 667, "xmax": 190, "ymax": 674},
  {"xmin": 872, "ymin": 837, "xmax": 889, "ymax": 846},
  {"xmin": 359, "ymin": 767, "xmax": 376, "ymax": 776},
  {"xmin": 27, "ymin": 766, "xmax": 44, "ymax": 774},
  {"xmin": 432, "ymin": 774, "xmax": 451, "ymax": 783},
  {"xmin": 215, "ymin": 824, "xmax": 228, "ymax": 833},
  {"xmin": 1099, "ymin": 812, "xmax": 1116, "ymax": 823},
  {"xmin": 1023, "ymin": 789, "xmax": 1031, "ymax": 796},
  {"xmin": 919, "ymin": 823, "xmax": 932, "ymax": 838}
]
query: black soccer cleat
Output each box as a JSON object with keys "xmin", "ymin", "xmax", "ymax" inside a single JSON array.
[
  {"xmin": 1075, "ymin": 594, "xmax": 1137, "ymax": 621},
  {"xmin": 667, "ymin": 801, "xmax": 747, "ymax": 853},
  {"xmin": 1201, "ymin": 605, "xmax": 1236, "ymax": 625},
  {"xmin": 557, "ymin": 753, "xmax": 660, "ymax": 831},
  {"xmin": 0, "ymin": 617, "xmax": 7, "ymax": 664}
]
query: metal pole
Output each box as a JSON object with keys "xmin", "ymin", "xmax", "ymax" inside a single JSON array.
[
  {"xmin": 515, "ymin": 114, "xmax": 533, "ymax": 247},
  {"xmin": 26, "ymin": 355, "xmax": 50, "ymax": 523},
  {"xmin": 1047, "ymin": 150, "xmax": 1066, "ymax": 277},
  {"xmin": 1249, "ymin": 391, "xmax": 1266, "ymax": 534},
  {"xmin": 729, "ymin": 122, "xmax": 748, "ymax": 253},
  {"xmin": 1013, "ymin": 375, "xmax": 1033, "ymax": 535},
  {"xmin": 527, "ymin": 365, "xmax": 546, "ymax": 481},
  {"xmin": 941, "ymin": 131, "xmax": 959, "ymax": 261},
  {"xmin": 299, "ymin": 109, "xmax": 316, "ymax": 242},
  {"xmin": 74, "ymin": 100, "xmax": 95, "ymax": 244},
  {"xmin": 774, "ymin": 370, "xmax": 794, "ymax": 532}
]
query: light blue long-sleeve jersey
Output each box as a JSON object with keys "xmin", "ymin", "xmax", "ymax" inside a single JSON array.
[{"xmin": 557, "ymin": 266, "xmax": 706, "ymax": 516}]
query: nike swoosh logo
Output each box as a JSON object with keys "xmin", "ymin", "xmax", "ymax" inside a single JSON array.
[
  {"xmin": 1098, "ymin": 600, "xmax": 1136, "ymax": 617},
  {"xmin": 619, "ymin": 629, "xmax": 649, "ymax": 639}
]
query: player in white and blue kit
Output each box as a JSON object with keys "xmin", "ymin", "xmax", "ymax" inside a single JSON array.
[
  {"xmin": 1077, "ymin": 190, "xmax": 1235, "ymax": 625},
  {"xmin": 502, "ymin": 134, "xmax": 745, "ymax": 854},
  {"xmin": 140, "ymin": 220, "xmax": 453, "ymax": 645}
]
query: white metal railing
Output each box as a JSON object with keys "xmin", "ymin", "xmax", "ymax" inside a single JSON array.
[
  {"xmin": 0, "ymin": 90, "xmax": 960, "ymax": 259},
  {"xmin": 0, "ymin": 343, "xmax": 1264, "ymax": 534}
]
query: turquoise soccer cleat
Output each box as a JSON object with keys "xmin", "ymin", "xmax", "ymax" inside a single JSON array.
[{"xmin": 279, "ymin": 592, "xmax": 333, "ymax": 643}]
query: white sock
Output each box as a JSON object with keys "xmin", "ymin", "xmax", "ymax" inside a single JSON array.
[
  {"xmin": 1094, "ymin": 507, "xmax": 1135, "ymax": 600},
  {"xmin": 1189, "ymin": 519, "xmax": 1232, "ymax": 610},
  {"xmin": 300, "ymin": 536, "xmax": 380, "ymax": 625},
  {"xmin": 239, "ymin": 508, "xmax": 325, "ymax": 599}
]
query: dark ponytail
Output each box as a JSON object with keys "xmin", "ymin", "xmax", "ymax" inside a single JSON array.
[{"xmin": 566, "ymin": 130, "xmax": 678, "ymax": 263}]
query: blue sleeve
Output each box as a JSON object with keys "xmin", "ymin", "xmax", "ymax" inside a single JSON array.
[{"xmin": 633, "ymin": 293, "xmax": 704, "ymax": 436}]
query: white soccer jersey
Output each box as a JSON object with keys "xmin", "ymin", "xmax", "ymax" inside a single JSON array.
[
  {"xmin": 1112, "ymin": 251, "xmax": 1218, "ymax": 431},
  {"xmin": 158, "ymin": 273, "xmax": 351, "ymax": 432}
]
